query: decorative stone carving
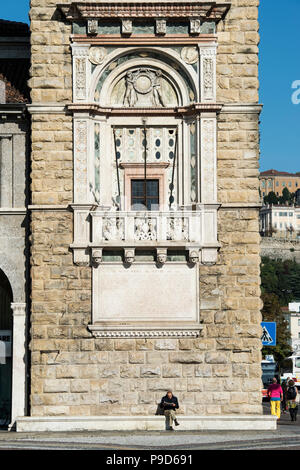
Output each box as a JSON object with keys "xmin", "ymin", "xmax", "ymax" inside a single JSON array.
[
  {"xmin": 156, "ymin": 19, "xmax": 167, "ymax": 35},
  {"xmin": 167, "ymin": 217, "xmax": 188, "ymax": 241},
  {"xmin": 103, "ymin": 217, "xmax": 124, "ymax": 241},
  {"xmin": 190, "ymin": 19, "xmax": 201, "ymax": 34},
  {"xmin": 88, "ymin": 327, "xmax": 201, "ymax": 338},
  {"xmin": 201, "ymin": 118, "xmax": 216, "ymax": 203},
  {"xmin": 89, "ymin": 47, "xmax": 107, "ymax": 65},
  {"xmin": 181, "ymin": 47, "xmax": 199, "ymax": 65},
  {"xmin": 200, "ymin": 48, "xmax": 217, "ymax": 102},
  {"xmin": 92, "ymin": 249, "xmax": 103, "ymax": 266},
  {"xmin": 123, "ymin": 68, "xmax": 166, "ymax": 108},
  {"xmin": 134, "ymin": 217, "xmax": 157, "ymax": 241},
  {"xmin": 75, "ymin": 58, "xmax": 87, "ymax": 100},
  {"xmin": 156, "ymin": 248, "xmax": 167, "ymax": 266},
  {"xmin": 124, "ymin": 249, "xmax": 135, "ymax": 265},
  {"xmin": 188, "ymin": 249, "xmax": 199, "ymax": 264},
  {"xmin": 74, "ymin": 120, "xmax": 88, "ymax": 202},
  {"xmin": 87, "ymin": 19, "xmax": 98, "ymax": 35},
  {"xmin": 122, "ymin": 19, "xmax": 132, "ymax": 35},
  {"xmin": 203, "ymin": 58, "xmax": 214, "ymax": 100}
]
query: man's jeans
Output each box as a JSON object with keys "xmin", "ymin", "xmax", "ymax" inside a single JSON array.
[{"xmin": 164, "ymin": 409, "xmax": 176, "ymax": 429}]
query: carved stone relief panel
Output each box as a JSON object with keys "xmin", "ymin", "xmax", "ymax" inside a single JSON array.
[
  {"xmin": 74, "ymin": 119, "xmax": 89, "ymax": 203},
  {"xmin": 111, "ymin": 68, "xmax": 178, "ymax": 107},
  {"xmin": 200, "ymin": 117, "xmax": 217, "ymax": 204},
  {"xmin": 200, "ymin": 47, "xmax": 217, "ymax": 102},
  {"xmin": 72, "ymin": 45, "xmax": 90, "ymax": 102}
]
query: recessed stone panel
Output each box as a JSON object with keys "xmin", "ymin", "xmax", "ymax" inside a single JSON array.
[{"xmin": 92, "ymin": 263, "xmax": 199, "ymax": 324}]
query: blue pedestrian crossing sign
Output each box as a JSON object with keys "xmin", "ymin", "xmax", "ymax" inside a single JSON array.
[{"xmin": 261, "ymin": 322, "xmax": 276, "ymax": 346}]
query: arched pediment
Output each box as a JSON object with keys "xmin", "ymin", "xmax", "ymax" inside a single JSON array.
[{"xmin": 90, "ymin": 47, "xmax": 198, "ymax": 107}]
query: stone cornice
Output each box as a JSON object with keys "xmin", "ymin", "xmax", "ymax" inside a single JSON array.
[
  {"xmin": 88, "ymin": 324, "xmax": 202, "ymax": 338},
  {"xmin": 220, "ymin": 103, "xmax": 263, "ymax": 115},
  {"xmin": 58, "ymin": 1, "xmax": 231, "ymax": 22},
  {"xmin": 67, "ymin": 102, "xmax": 223, "ymax": 116}
]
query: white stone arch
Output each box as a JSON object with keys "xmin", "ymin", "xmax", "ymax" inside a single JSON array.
[
  {"xmin": 89, "ymin": 46, "xmax": 198, "ymax": 104},
  {"xmin": 0, "ymin": 253, "xmax": 24, "ymax": 303}
]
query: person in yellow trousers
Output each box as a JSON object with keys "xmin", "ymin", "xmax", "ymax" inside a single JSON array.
[{"xmin": 267, "ymin": 377, "xmax": 283, "ymax": 420}]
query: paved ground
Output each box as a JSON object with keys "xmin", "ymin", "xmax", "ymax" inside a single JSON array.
[{"xmin": 0, "ymin": 403, "xmax": 299, "ymax": 451}]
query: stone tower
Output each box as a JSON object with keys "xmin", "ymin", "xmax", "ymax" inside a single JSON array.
[{"xmin": 19, "ymin": 0, "xmax": 271, "ymax": 430}]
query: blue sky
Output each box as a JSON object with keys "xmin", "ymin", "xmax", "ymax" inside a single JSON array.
[{"xmin": 1, "ymin": 0, "xmax": 299, "ymax": 173}]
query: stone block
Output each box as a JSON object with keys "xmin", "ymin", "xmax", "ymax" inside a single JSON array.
[{"xmin": 169, "ymin": 352, "xmax": 204, "ymax": 364}]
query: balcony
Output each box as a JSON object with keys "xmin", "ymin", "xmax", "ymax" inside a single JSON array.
[{"xmin": 71, "ymin": 205, "xmax": 220, "ymax": 265}]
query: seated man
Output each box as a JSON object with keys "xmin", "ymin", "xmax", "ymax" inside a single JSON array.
[{"xmin": 160, "ymin": 389, "xmax": 180, "ymax": 431}]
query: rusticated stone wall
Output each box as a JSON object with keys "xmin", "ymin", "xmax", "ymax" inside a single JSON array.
[{"xmin": 29, "ymin": 0, "xmax": 262, "ymax": 418}]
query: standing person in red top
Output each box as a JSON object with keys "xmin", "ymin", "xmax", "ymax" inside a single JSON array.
[{"xmin": 267, "ymin": 377, "xmax": 283, "ymax": 420}]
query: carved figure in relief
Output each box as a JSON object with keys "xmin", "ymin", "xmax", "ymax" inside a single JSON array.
[
  {"xmin": 152, "ymin": 70, "xmax": 165, "ymax": 107},
  {"xmin": 156, "ymin": 249, "xmax": 167, "ymax": 266},
  {"xmin": 123, "ymin": 68, "xmax": 166, "ymax": 108},
  {"xmin": 124, "ymin": 249, "xmax": 135, "ymax": 265},
  {"xmin": 181, "ymin": 47, "xmax": 199, "ymax": 65},
  {"xmin": 92, "ymin": 250, "xmax": 102, "ymax": 266},
  {"xmin": 189, "ymin": 250, "xmax": 199, "ymax": 264},
  {"xmin": 124, "ymin": 71, "xmax": 138, "ymax": 107},
  {"xmin": 103, "ymin": 218, "xmax": 124, "ymax": 241}
]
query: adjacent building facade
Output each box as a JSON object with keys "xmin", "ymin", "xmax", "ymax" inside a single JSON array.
[
  {"xmin": 260, "ymin": 205, "xmax": 300, "ymax": 239},
  {"xmin": 283, "ymin": 302, "xmax": 300, "ymax": 354},
  {"xmin": 0, "ymin": 19, "xmax": 30, "ymax": 427},
  {"xmin": 259, "ymin": 169, "xmax": 300, "ymax": 200},
  {"xmin": 2, "ymin": 0, "xmax": 271, "ymax": 430}
]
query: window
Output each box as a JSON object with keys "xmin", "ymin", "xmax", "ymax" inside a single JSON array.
[
  {"xmin": 276, "ymin": 181, "xmax": 279, "ymax": 186},
  {"xmin": 282, "ymin": 181, "xmax": 286, "ymax": 186},
  {"xmin": 298, "ymin": 319, "xmax": 300, "ymax": 327},
  {"xmin": 295, "ymin": 357, "xmax": 300, "ymax": 368},
  {"xmin": 289, "ymin": 181, "xmax": 292, "ymax": 187},
  {"xmin": 261, "ymin": 181, "xmax": 266, "ymax": 188},
  {"xmin": 131, "ymin": 179, "xmax": 159, "ymax": 210},
  {"xmin": 268, "ymin": 180, "xmax": 272, "ymax": 188}
]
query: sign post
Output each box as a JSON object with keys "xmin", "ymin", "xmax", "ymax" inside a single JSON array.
[{"xmin": 261, "ymin": 322, "xmax": 276, "ymax": 346}]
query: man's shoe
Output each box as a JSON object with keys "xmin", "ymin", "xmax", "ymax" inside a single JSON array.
[
  {"xmin": 174, "ymin": 420, "xmax": 180, "ymax": 426},
  {"xmin": 167, "ymin": 427, "xmax": 174, "ymax": 431}
]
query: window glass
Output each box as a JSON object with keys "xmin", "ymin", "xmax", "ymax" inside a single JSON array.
[{"xmin": 131, "ymin": 179, "xmax": 159, "ymax": 211}]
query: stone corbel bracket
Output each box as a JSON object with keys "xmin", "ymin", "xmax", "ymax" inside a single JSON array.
[{"xmin": 92, "ymin": 248, "xmax": 102, "ymax": 266}]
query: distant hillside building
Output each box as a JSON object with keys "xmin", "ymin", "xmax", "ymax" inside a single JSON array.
[
  {"xmin": 260, "ymin": 169, "xmax": 300, "ymax": 200},
  {"xmin": 260, "ymin": 205, "xmax": 300, "ymax": 239}
]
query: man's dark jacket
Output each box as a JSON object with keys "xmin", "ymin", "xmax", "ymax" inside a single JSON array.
[{"xmin": 160, "ymin": 394, "xmax": 179, "ymax": 411}]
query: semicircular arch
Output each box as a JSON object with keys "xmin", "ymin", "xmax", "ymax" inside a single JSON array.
[{"xmin": 90, "ymin": 46, "xmax": 198, "ymax": 105}]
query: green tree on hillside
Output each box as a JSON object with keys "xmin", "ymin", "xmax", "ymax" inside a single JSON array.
[{"xmin": 261, "ymin": 292, "xmax": 292, "ymax": 365}]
